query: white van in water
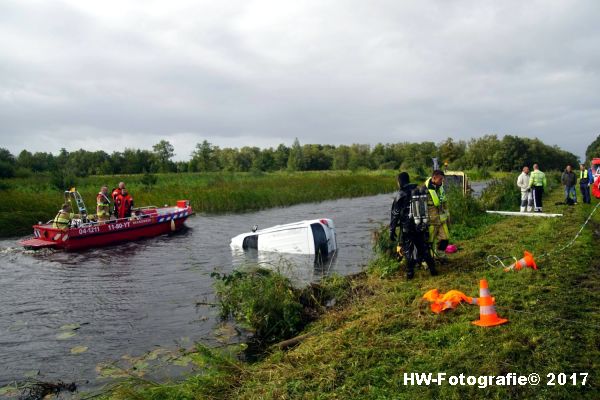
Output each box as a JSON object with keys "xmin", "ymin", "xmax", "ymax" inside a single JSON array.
[{"xmin": 230, "ymin": 218, "xmax": 337, "ymax": 258}]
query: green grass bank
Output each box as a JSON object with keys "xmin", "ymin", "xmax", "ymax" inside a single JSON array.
[
  {"xmin": 104, "ymin": 180, "xmax": 600, "ymax": 399},
  {"xmin": 0, "ymin": 170, "xmax": 397, "ymax": 237}
]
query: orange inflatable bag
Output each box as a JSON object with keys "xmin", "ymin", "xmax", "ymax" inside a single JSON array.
[{"xmin": 423, "ymin": 289, "xmax": 478, "ymax": 313}]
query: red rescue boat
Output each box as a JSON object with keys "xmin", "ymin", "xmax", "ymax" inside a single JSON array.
[{"xmin": 20, "ymin": 200, "xmax": 193, "ymax": 251}]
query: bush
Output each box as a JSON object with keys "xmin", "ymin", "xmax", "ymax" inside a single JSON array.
[
  {"xmin": 14, "ymin": 167, "xmax": 32, "ymax": 178},
  {"xmin": 50, "ymin": 170, "xmax": 77, "ymax": 191},
  {"xmin": 0, "ymin": 160, "xmax": 15, "ymax": 178},
  {"xmin": 442, "ymin": 186, "xmax": 504, "ymax": 241},
  {"xmin": 446, "ymin": 186, "xmax": 484, "ymax": 225},
  {"xmin": 479, "ymin": 177, "xmax": 519, "ymax": 211},
  {"xmin": 468, "ymin": 167, "xmax": 492, "ymax": 180},
  {"xmin": 372, "ymin": 224, "xmax": 391, "ymax": 253},
  {"xmin": 369, "ymin": 225, "xmax": 403, "ymax": 277},
  {"xmin": 545, "ymin": 171, "xmax": 561, "ymax": 191},
  {"xmin": 140, "ymin": 171, "xmax": 158, "ymax": 188},
  {"xmin": 379, "ymin": 161, "xmax": 399, "ymax": 170},
  {"xmin": 213, "ymin": 269, "xmax": 304, "ymax": 343}
]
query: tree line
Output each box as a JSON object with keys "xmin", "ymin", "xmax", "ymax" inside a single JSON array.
[{"xmin": 1, "ymin": 134, "xmax": 593, "ymax": 180}]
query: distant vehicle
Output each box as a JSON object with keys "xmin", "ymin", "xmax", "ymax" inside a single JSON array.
[
  {"xmin": 230, "ymin": 218, "xmax": 337, "ymax": 259},
  {"xmin": 444, "ymin": 171, "xmax": 470, "ymax": 195},
  {"xmin": 592, "ymin": 158, "xmax": 600, "ymax": 177},
  {"xmin": 432, "ymin": 159, "xmax": 470, "ymax": 195}
]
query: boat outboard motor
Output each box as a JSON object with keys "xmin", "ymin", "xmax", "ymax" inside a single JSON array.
[{"xmin": 410, "ymin": 187, "xmax": 429, "ymax": 231}]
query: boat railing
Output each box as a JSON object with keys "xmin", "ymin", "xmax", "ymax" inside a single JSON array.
[
  {"xmin": 37, "ymin": 203, "xmax": 188, "ymax": 230},
  {"xmin": 81, "ymin": 214, "xmax": 154, "ymax": 227},
  {"xmin": 37, "ymin": 214, "xmax": 154, "ymax": 230}
]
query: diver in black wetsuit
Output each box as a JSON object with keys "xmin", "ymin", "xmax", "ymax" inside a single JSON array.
[{"xmin": 390, "ymin": 172, "xmax": 437, "ymax": 279}]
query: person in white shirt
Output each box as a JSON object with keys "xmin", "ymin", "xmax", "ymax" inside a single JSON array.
[{"xmin": 516, "ymin": 166, "xmax": 533, "ymax": 212}]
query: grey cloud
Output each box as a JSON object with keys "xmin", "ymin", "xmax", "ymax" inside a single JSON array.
[{"xmin": 1, "ymin": 0, "xmax": 599, "ymax": 160}]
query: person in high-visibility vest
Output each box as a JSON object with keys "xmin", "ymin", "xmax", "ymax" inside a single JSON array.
[
  {"xmin": 579, "ymin": 163, "xmax": 592, "ymax": 204},
  {"xmin": 528, "ymin": 163, "xmax": 547, "ymax": 212},
  {"xmin": 96, "ymin": 186, "xmax": 111, "ymax": 223},
  {"xmin": 425, "ymin": 170, "xmax": 449, "ymax": 254},
  {"xmin": 52, "ymin": 203, "xmax": 79, "ymax": 230}
]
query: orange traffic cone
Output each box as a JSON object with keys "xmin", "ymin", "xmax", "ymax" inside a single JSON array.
[
  {"xmin": 504, "ymin": 251, "xmax": 537, "ymax": 272},
  {"xmin": 472, "ymin": 279, "xmax": 508, "ymax": 327}
]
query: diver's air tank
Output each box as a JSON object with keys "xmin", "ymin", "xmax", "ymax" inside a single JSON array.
[{"xmin": 411, "ymin": 187, "xmax": 429, "ymax": 228}]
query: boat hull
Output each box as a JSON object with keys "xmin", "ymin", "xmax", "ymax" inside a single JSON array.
[{"xmin": 21, "ymin": 204, "xmax": 193, "ymax": 251}]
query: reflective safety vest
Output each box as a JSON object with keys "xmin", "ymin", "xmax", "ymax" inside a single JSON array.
[
  {"xmin": 97, "ymin": 193, "xmax": 111, "ymax": 217},
  {"xmin": 529, "ymin": 170, "xmax": 546, "ymax": 188},
  {"xmin": 580, "ymin": 169, "xmax": 589, "ymax": 184},
  {"xmin": 425, "ymin": 177, "xmax": 448, "ymax": 222},
  {"xmin": 53, "ymin": 210, "xmax": 72, "ymax": 229},
  {"xmin": 425, "ymin": 177, "xmax": 446, "ymax": 207}
]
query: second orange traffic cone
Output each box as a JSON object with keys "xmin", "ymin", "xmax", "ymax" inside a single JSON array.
[
  {"xmin": 504, "ymin": 251, "xmax": 537, "ymax": 272},
  {"xmin": 472, "ymin": 279, "xmax": 508, "ymax": 327}
]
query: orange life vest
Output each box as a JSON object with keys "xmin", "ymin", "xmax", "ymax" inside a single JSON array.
[{"xmin": 116, "ymin": 193, "xmax": 134, "ymax": 219}]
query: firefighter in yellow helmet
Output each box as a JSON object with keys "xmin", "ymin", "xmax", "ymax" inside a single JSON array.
[
  {"xmin": 96, "ymin": 185, "xmax": 111, "ymax": 223},
  {"xmin": 424, "ymin": 170, "xmax": 449, "ymax": 255},
  {"xmin": 52, "ymin": 203, "xmax": 79, "ymax": 230}
]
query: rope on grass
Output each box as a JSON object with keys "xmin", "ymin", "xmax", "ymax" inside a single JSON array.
[
  {"xmin": 486, "ymin": 201, "xmax": 600, "ymax": 269},
  {"xmin": 537, "ymin": 201, "xmax": 600, "ymax": 259}
]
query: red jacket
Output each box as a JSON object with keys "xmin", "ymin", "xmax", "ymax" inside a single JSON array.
[
  {"xmin": 111, "ymin": 188, "xmax": 121, "ymax": 216},
  {"xmin": 116, "ymin": 193, "xmax": 134, "ymax": 219},
  {"xmin": 111, "ymin": 188, "xmax": 121, "ymax": 202}
]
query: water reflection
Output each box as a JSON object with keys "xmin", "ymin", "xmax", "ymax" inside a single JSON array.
[
  {"xmin": 231, "ymin": 247, "xmax": 339, "ymax": 285},
  {"xmin": 0, "ymin": 193, "xmax": 392, "ymax": 389}
]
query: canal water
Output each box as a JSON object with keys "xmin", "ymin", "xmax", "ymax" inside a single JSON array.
[{"xmin": 0, "ymin": 193, "xmax": 393, "ymax": 389}]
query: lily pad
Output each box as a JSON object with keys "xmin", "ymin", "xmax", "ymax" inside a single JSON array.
[
  {"xmin": 146, "ymin": 348, "xmax": 168, "ymax": 361},
  {"xmin": 56, "ymin": 331, "xmax": 77, "ymax": 340},
  {"xmin": 70, "ymin": 345, "xmax": 88, "ymax": 354},
  {"xmin": 8, "ymin": 320, "xmax": 27, "ymax": 332},
  {"xmin": 60, "ymin": 323, "xmax": 81, "ymax": 331},
  {"xmin": 172, "ymin": 355, "xmax": 192, "ymax": 367},
  {"xmin": 23, "ymin": 370, "xmax": 39, "ymax": 378},
  {"xmin": 96, "ymin": 364, "xmax": 129, "ymax": 379}
]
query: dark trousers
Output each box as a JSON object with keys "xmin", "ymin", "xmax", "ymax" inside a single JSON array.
[
  {"xmin": 532, "ymin": 186, "xmax": 544, "ymax": 211},
  {"xmin": 402, "ymin": 231, "xmax": 436, "ymax": 276},
  {"xmin": 580, "ymin": 184, "xmax": 591, "ymax": 204}
]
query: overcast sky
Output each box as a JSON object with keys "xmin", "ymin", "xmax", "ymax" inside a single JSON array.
[{"xmin": 1, "ymin": 0, "xmax": 599, "ymax": 161}]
